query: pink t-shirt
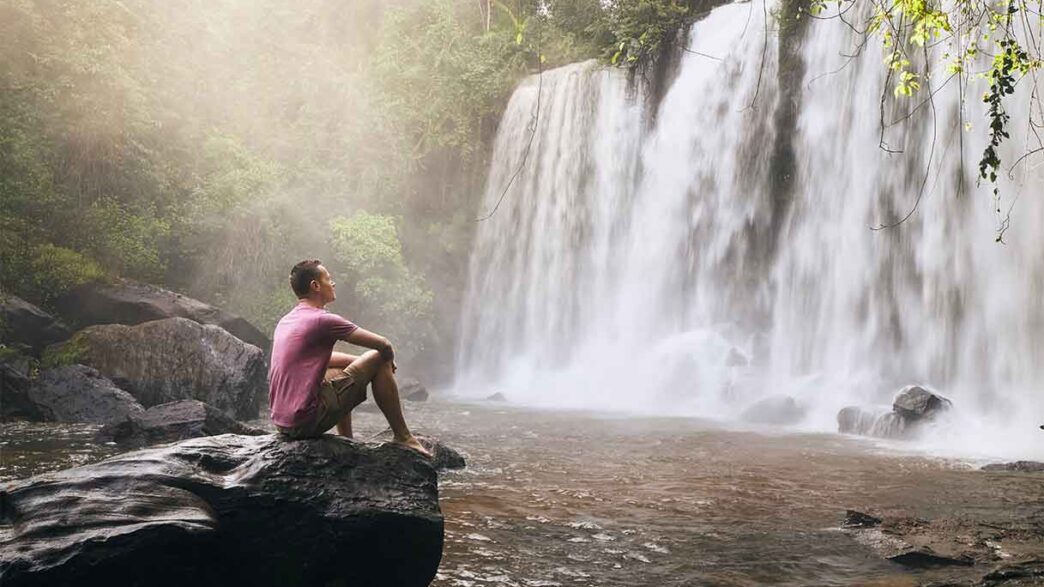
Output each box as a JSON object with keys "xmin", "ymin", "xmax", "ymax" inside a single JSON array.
[{"xmin": 268, "ymin": 302, "xmax": 357, "ymax": 427}]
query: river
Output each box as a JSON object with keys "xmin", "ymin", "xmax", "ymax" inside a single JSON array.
[{"xmin": 5, "ymin": 400, "xmax": 1040, "ymax": 586}]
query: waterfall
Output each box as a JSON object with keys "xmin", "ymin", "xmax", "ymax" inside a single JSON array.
[{"xmin": 456, "ymin": 2, "xmax": 1044, "ymax": 459}]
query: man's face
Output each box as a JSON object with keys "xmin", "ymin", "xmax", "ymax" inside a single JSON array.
[{"xmin": 314, "ymin": 265, "xmax": 337, "ymax": 304}]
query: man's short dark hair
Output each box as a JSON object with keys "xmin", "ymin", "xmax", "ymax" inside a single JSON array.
[{"xmin": 290, "ymin": 259, "xmax": 323, "ymax": 298}]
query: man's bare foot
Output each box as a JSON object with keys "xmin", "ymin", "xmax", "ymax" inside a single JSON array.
[{"xmin": 394, "ymin": 435, "xmax": 432, "ymax": 458}]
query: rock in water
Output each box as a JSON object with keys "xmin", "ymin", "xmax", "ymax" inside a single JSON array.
[
  {"xmin": 892, "ymin": 385, "xmax": 952, "ymax": 421},
  {"xmin": 0, "ymin": 434, "xmax": 453, "ymax": 587},
  {"xmin": 981, "ymin": 461, "xmax": 1044, "ymax": 473},
  {"xmin": 0, "ymin": 360, "xmax": 46, "ymax": 421},
  {"xmin": 96, "ymin": 400, "xmax": 266, "ymax": 447},
  {"xmin": 400, "ymin": 376, "xmax": 430, "ymax": 402},
  {"xmin": 49, "ymin": 317, "xmax": 266, "ymax": 420},
  {"xmin": 0, "ymin": 294, "xmax": 70, "ymax": 355},
  {"xmin": 26, "ymin": 365, "xmax": 144, "ymax": 424},
  {"xmin": 740, "ymin": 395, "xmax": 806, "ymax": 425},
  {"xmin": 54, "ymin": 279, "xmax": 269, "ymax": 350}
]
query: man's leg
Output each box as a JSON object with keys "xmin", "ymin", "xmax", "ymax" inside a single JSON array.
[
  {"xmin": 347, "ymin": 350, "xmax": 431, "ymax": 457},
  {"xmin": 327, "ymin": 353, "xmax": 358, "ymax": 438}
]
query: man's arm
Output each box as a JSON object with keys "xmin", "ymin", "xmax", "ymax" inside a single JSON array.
[{"xmin": 346, "ymin": 327, "xmax": 395, "ymax": 362}]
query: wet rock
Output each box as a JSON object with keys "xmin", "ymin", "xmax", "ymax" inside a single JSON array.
[
  {"xmin": 0, "ymin": 360, "xmax": 46, "ymax": 421},
  {"xmin": 839, "ymin": 511, "xmax": 1032, "ymax": 573},
  {"xmin": 888, "ymin": 550, "xmax": 975, "ymax": 569},
  {"xmin": 27, "ymin": 365, "xmax": 144, "ymax": 424},
  {"xmin": 977, "ymin": 560, "xmax": 1044, "ymax": 586},
  {"xmin": 837, "ymin": 385, "xmax": 951, "ymax": 439},
  {"xmin": 486, "ymin": 392, "xmax": 507, "ymax": 402},
  {"xmin": 740, "ymin": 395, "xmax": 805, "ymax": 425},
  {"xmin": 837, "ymin": 406, "xmax": 906, "ymax": 438},
  {"xmin": 981, "ymin": 461, "xmax": 1044, "ymax": 473},
  {"xmin": 893, "ymin": 385, "xmax": 952, "ymax": 421},
  {"xmin": 0, "ymin": 293, "xmax": 70, "ymax": 355},
  {"xmin": 0, "ymin": 433, "xmax": 451, "ymax": 587},
  {"xmin": 96, "ymin": 400, "xmax": 266, "ymax": 447},
  {"xmin": 400, "ymin": 376, "xmax": 429, "ymax": 402},
  {"xmin": 842, "ymin": 510, "xmax": 882, "ymax": 528},
  {"xmin": 48, "ymin": 317, "xmax": 267, "ymax": 419},
  {"xmin": 54, "ymin": 279, "xmax": 269, "ymax": 350},
  {"xmin": 421, "ymin": 437, "xmax": 466, "ymax": 471}
]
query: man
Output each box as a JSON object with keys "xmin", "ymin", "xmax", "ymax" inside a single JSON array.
[{"xmin": 268, "ymin": 259, "xmax": 430, "ymax": 457}]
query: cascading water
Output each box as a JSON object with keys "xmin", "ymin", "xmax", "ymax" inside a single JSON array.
[{"xmin": 456, "ymin": 2, "xmax": 1044, "ymax": 459}]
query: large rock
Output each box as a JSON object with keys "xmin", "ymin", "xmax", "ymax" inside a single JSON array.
[
  {"xmin": 49, "ymin": 317, "xmax": 266, "ymax": 420},
  {"xmin": 399, "ymin": 376, "xmax": 429, "ymax": 402},
  {"xmin": 96, "ymin": 400, "xmax": 266, "ymax": 447},
  {"xmin": 26, "ymin": 365, "xmax": 144, "ymax": 424},
  {"xmin": 740, "ymin": 395, "xmax": 806, "ymax": 425},
  {"xmin": 892, "ymin": 385, "xmax": 952, "ymax": 421},
  {"xmin": 53, "ymin": 279, "xmax": 269, "ymax": 350},
  {"xmin": 0, "ymin": 360, "xmax": 46, "ymax": 421},
  {"xmin": 0, "ymin": 294, "xmax": 70, "ymax": 355},
  {"xmin": 0, "ymin": 434, "xmax": 458, "ymax": 587},
  {"xmin": 837, "ymin": 385, "xmax": 952, "ymax": 439}
]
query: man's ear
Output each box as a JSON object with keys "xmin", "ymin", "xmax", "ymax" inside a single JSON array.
[{"xmin": 311, "ymin": 279, "xmax": 320, "ymax": 292}]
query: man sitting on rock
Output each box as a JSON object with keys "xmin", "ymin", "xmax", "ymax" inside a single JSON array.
[{"xmin": 268, "ymin": 259, "xmax": 430, "ymax": 457}]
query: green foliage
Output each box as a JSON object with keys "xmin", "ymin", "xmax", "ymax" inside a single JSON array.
[
  {"xmin": 0, "ymin": 0, "xmax": 702, "ymax": 370},
  {"xmin": 328, "ymin": 212, "xmax": 436, "ymax": 359},
  {"xmin": 40, "ymin": 333, "xmax": 89, "ymax": 370},
  {"xmin": 808, "ymin": 0, "xmax": 1043, "ymax": 233},
  {"xmin": 605, "ymin": 1, "xmax": 689, "ymax": 68}
]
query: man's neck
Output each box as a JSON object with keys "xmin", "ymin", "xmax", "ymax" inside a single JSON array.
[{"xmin": 300, "ymin": 297, "xmax": 326, "ymax": 310}]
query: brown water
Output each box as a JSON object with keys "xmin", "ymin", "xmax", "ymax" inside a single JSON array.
[{"xmin": 3, "ymin": 402, "xmax": 1041, "ymax": 586}]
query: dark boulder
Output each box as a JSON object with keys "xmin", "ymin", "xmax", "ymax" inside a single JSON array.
[
  {"xmin": 53, "ymin": 279, "xmax": 269, "ymax": 350},
  {"xmin": 740, "ymin": 395, "xmax": 806, "ymax": 425},
  {"xmin": 0, "ymin": 433, "xmax": 456, "ymax": 587},
  {"xmin": 0, "ymin": 294, "xmax": 70, "ymax": 355},
  {"xmin": 400, "ymin": 376, "xmax": 429, "ymax": 402},
  {"xmin": 26, "ymin": 365, "xmax": 144, "ymax": 424},
  {"xmin": 48, "ymin": 317, "xmax": 266, "ymax": 419},
  {"xmin": 892, "ymin": 385, "xmax": 952, "ymax": 421},
  {"xmin": 96, "ymin": 400, "xmax": 266, "ymax": 447},
  {"xmin": 842, "ymin": 510, "xmax": 882, "ymax": 528},
  {"xmin": 420, "ymin": 436, "xmax": 466, "ymax": 471},
  {"xmin": 981, "ymin": 461, "xmax": 1044, "ymax": 473},
  {"xmin": 977, "ymin": 560, "xmax": 1044, "ymax": 586},
  {"xmin": 837, "ymin": 385, "xmax": 952, "ymax": 439},
  {"xmin": 0, "ymin": 360, "xmax": 46, "ymax": 421},
  {"xmin": 486, "ymin": 392, "xmax": 507, "ymax": 402}
]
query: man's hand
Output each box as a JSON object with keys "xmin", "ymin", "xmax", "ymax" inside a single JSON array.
[{"xmin": 378, "ymin": 342, "xmax": 395, "ymax": 363}]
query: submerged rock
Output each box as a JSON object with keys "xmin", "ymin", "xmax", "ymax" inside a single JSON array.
[
  {"xmin": 48, "ymin": 317, "xmax": 266, "ymax": 420},
  {"xmin": 740, "ymin": 395, "xmax": 806, "ymax": 425},
  {"xmin": 0, "ymin": 434, "xmax": 456, "ymax": 587},
  {"xmin": 842, "ymin": 510, "xmax": 882, "ymax": 528},
  {"xmin": 977, "ymin": 560, "xmax": 1044, "ymax": 586},
  {"xmin": 837, "ymin": 385, "xmax": 952, "ymax": 439},
  {"xmin": 96, "ymin": 400, "xmax": 266, "ymax": 447},
  {"xmin": 981, "ymin": 461, "xmax": 1044, "ymax": 473},
  {"xmin": 400, "ymin": 376, "xmax": 429, "ymax": 402},
  {"xmin": 0, "ymin": 294, "xmax": 70, "ymax": 355},
  {"xmin": 54, "ymin": 279, "xmax": 269, "ymax": 350},
  {"xmin": 27, "ymin": 365, "xmax": 144, "ymax": 424},
  {"xmin": 838, "ymin": 510, "xmax": 1042, "ymax": 573}
]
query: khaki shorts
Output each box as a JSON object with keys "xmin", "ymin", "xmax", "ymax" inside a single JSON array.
[{"xmin": 277, "ymin": 351, "xmax": 383, "ymax": 439}]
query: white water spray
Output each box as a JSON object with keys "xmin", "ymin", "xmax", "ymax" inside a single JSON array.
[{"xmin": 456, "ymin": 2, "xmax": 1044, "ymax": 460}]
